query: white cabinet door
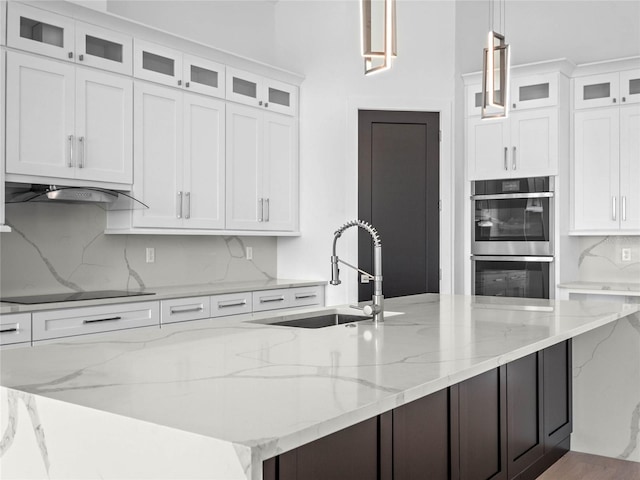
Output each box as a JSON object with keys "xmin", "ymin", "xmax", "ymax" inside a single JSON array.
[
  {"xmin": 226, "ymin": 67, "xmax": 262, "ymax": 108},
  {"xmin": 183, "ymin": 93, "xmax": 226, "ymax": 229},
  {"xmin": 75, "ymin": 68, "xmax": 133, "ymax": 184},
  {"xmin": 5, "ymin": 52, "xmax": 75, "ymax": 178},
  {"xmin": 573, "ymin": 109, "xmax": 620, "ymax": 231},
  {"xmin": 226, "ymin": 103, "xmax": 262, "ymax": 230},
  {"xmin": 263, "ymin": 78, "xmax": 298, "ymax": 116},
  {"xmin": 511, "ymin": 73, "xmax": 558, "ymax": 111},
  {"xmin": 183, "ymin": 54, "xmax": 225, "ymax": 98},
  {"xmin": 262, "ymin": 112, "xmax": 297, "ymax": 231},
  {"xmin": 75, "ymin": 21, "xmax": 132, "ymax": 75},
  {"xmin": 575, "ymin": 72, "xmax": 620, "ymax": 109},
  {"xmin": 466, "ymin": 117, "xmax": 510, "ymax": 180},
  {"xmin": 620, "ymin": 69, "xmax": 640, "ymax": 106},
  {"xmin": 619, "ymin": 105, "xmax": 640, "ymax": 231},
  {"xmin": 7, "ymin": 3, "xmax": 75, "ymax": 61},
  {"xmin": 510, "ymin": 107, "xmax": 558, "ymax": 177},
  {"xmin": 134, "ymin": 39, "xmax": 183, "ymax": 88},
  {"xmin": 132, "ymin": 82, "xmax": 183, "ymax": 228}
]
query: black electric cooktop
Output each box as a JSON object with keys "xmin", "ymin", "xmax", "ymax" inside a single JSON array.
[{"xmin": 0, "ymin": 290, "xmax": 155, "ymax": 305}]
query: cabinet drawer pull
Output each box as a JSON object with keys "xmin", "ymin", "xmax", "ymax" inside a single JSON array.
[
  {"xmin": 512, "ymin": 146, "xmax": 517, "ymax": 170},
  {"xmin": 612, "ymin": 196, "xmax": 617, "ymax": 221},
  {"xmin": 264, "ymin": 198, "xmax": 270, "ymax": 222},
  {"xmin": 79, "ymin": 54, "xmax": 84, "ymax": 61},
  {"xmin": 170, "ymin": 305, "xmax": 203, "ymax": 314},
  {"xmin": 622, "ymin": 196, "xmax": 627, "ymax": 222},
  {"xmin": 294, "ymin": 293, "xmax": 317, "ymax": 300},
  {"xmin": 258, "ymin": 198, "xmax": 264, "ymax": 222},
  {"xmin": 83, "ymin": 316, "xmax": 122, "ymax": 324},
  {"xmin": 218, "ymin": 299, "xmax": 247, "ymax": 308},
  {"xmin": 68, "ymin": 135, "xmax": 74, "ymax": 167},
  {"xmin": 177, "ymin": 191, "xmax": 183, "ymax": 219},
  {"xmin": 504, "ymin": 147, "xmax": 508, "ymax": 171},
  {"xmin": 185, "ymin": 192, "xmax": 191, "ymax": 220},
  {"xmin": 260, "ymin": 295, "xmax": 285, "ymax": 303},
  {"xmin": 0, "ymin": 327, "xmax": 19, "ymax": 333},
  {"xmin": 78, "ymin": 136, "xmax": 85, "ymax": 168}
]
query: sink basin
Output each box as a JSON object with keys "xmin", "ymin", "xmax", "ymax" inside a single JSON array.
[{"xmin": 251, "ymin": 308, "xmax": 403, "ymax": 329}]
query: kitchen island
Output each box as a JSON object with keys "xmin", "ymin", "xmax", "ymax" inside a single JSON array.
[{"xmin": 0, "ymin": 294, "xmax": 638, "ymax": 479}]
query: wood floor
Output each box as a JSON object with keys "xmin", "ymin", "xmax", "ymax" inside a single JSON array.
[{"xmin": 536, "ymin": 451, "xmax": 640, "ymax": 480}]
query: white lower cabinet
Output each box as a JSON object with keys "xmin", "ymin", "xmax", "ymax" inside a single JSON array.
[
  {"xmin": 32, "ymin": 301, "xmax": 159, "ymax": 341},
  {"xmin": 160, "ymin": 296, "xmax": 210, "ymax": 324},
  {"xmin": 226, "ymin": 103, "xmax": 298, "ymax": 231},
  {"xmin": 253, "ymin": 285, "xmax": 324, "ymax": 313},
  {"xmin": 0, "ymin": 313, "xmax": 32, "ymax": 346},
  {"xmin": 210, "ymin": 291, "xmax": 253, "ymax": 318},
  {"xmin": 132, "ymin": 81, "xmax": 225, "ymax": 230}
]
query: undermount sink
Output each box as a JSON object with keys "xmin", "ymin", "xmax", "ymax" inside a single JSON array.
[{"xmin": 251, "ymin": 308, "xmax": 403, "ymax": 329}]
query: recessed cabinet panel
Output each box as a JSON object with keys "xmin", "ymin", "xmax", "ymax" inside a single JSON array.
[
  {"xmin": 575, "ymin": 72, "xmax": 620, "ymax": 109},
  {"xmin": 511, "ymin": 73, "xmax": 557, "ymax": 110},
  {"xmin": 75, "ymin": 22, "xmax": 132, "ymax": 75},
  {"xmin": 226, "ymin": 67, "xmax": 261, "ymax": 107},
  {"xmin": 5, "ymin": 52, "xmax": 75, "ymax": 178},
  {"xmin": 467, "ymin": 117, "xmax": 510, "ymax": 179},
  {"xmin": 510, "ymin": 108, "xmax": 558, "ymax": 177},
  {"xmin": 75, "ymin": 68, "xmax": 133, "ymax": 184},
  {"xmin": 7, "ymin": 3, "xmax": 74, "ymax": 61},
  {"xmin": 184, "ymin": 54, "xmax": 225, "ymax": 98},
  {"xmin": 0, "ymin": 313, "xmax": 32, "ymax": 346},
  {"xmin": 620, "ymin": 69, "xmax": 640, "ymax": 105},
  {"xmin": 134, "ymin": 39, "xmax": 183, "ymax": 88},
  {"xmin": 264, "ymin": 78, "xmax": 298, "ymax": 116}
]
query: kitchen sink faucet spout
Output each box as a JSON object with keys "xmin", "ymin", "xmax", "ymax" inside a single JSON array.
[{"xmin": 330, "ymin": 220, "xmax": 384, "ymax": 323}]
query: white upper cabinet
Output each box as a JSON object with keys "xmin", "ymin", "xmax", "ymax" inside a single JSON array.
[
  {"xmin": 7, "ymin": 2, "xmax": 132, "ymax": 75},
  {"xmin": 619, "ymin": 105, "xmax": 640, "ymax": 231},
  {"xmin": 131, "ymin": 82, "xmax": 225, "ymax": 230},
  {"xmin": 226, "ymin": 67, "xmax": 298, "ymax": 116},
  {"xmin": 134, "ymin": 41, "xmax": 226, "ymax": 99},
  {"xmin": 6, "ymin": 51, "xmax": 133, "ymax": 185},
  {"xmin": 574, "ymin": 69, "xmax": 640, "ymax": 109},
  {"xmin": 226, "ymin": 103, "xmax": 297, "ymax": 231}
]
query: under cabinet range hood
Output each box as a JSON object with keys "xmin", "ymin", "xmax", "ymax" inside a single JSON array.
[{"xmin": 5, "ymin": 184, "xmax": 148, "ymax": 210}]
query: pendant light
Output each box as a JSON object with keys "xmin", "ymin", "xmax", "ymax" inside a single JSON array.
[
  {"xmin": 481, "ymin": 0, "xmax": 510, "ymax": 118},
  {"xmin": 360, "ymin": 0, "xmax": 397, "ymax": 75}
]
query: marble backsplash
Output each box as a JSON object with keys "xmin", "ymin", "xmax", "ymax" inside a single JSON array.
[
  {"xmin": 577, "ymin": 236, "xmax": 640, "ymax": 284},
  {"xmin": 0, "ymin": 203, "xmax": 277, "ymax": 296}
]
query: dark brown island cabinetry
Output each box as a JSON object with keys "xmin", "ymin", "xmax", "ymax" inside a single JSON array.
[{"xmin": 264, "ymin": 340, "xmax": 572, "ymax": 480}]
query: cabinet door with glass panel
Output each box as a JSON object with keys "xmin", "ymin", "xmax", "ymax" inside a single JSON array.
[
  {"xmin": 226, "ymin": 67, "xmax": 298, "ymax": 116},
  {"xmin": 75, "ymin": 22, "xmax": 132, "ymax": 75},
  {"xmin": 574, "ymin": 70, "xmax": 640, "ymax": 109}
]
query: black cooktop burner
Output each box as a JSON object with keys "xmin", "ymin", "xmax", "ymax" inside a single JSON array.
[{"xmin": 1, "ymin": 290, "xmax": 155, "ymax": 305}]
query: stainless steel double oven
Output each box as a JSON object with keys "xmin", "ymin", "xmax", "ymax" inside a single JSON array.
[{"xmin": 471, "ymin": 176, "xmax": 555, "ymax": 299}]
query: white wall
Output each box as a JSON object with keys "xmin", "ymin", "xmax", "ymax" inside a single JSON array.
[{"xmin": 273, "ymin": 0, "xmax": 457, "ymax": 305}]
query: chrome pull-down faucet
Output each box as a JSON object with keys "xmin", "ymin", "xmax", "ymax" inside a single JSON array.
[{"xmin": 330, "ymin": 220, "xmax": 384, "ymax": 323}]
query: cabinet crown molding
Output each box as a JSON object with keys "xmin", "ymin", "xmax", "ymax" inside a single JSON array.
[{"xmin": 462, "ymin": 58, "xmax": 575, "ymax": 85}]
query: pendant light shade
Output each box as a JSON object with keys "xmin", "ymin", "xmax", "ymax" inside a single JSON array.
[
  {"xmin": 361, "ymin": 0, "xmax": 397, "ymax": 75},
  {"xmin": 481, "ymin": 1, "xmax": 510, "ymax": 118}
]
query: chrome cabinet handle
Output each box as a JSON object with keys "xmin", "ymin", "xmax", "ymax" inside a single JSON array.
[
  {"xmin": 170, "ymin": 305, "xmax": 203, "ymax": 314},
  {"xmin": 177, "ymin": 191, "xmax": 183, "ymax": 219},
  {"xmin": 68, "ymin": 52, "xmax": 73, "ymax": 59},
  {"xmin": 265, "ymin": 102, "xmax": 269, "ymax": 108},
  {"xmin": 264, "ymin": 198, "xmax": 270, "ymax": 222},
  {"xmin": 512, "ymin": 146, "xmax": 517, "ymax": 170},
  {"xmin": 622, "ymin": 97, "xmax": 626, "ymax": 103},
  {"xmin": 68, "ymin": 135, "xmax": 74, "ymax": 167},
  {"xmin": 178, "ymin": 80, "xmax": 182, "ymax": 86},
  {"xmin": 218, "ymin": 299, "xmax": 247, "ymax": 308},
  {"xmin": 185, "ymin": 192, "xmax": 191, "ymax": 219},
  {"xmin": 79, "ymin": 54, "xmax": 84, "ymax": 61},
  {"xmin": 612, "ymin": 196, "xmax": 617, "ymax": 221},
  {"xmin": 504, "ymin": 147, "xmax": 508, "ymax": 170},
  {"xmin": 294, "ymin": 293, "xmax": 317, "ymax": 300},
  {"xmin": 78, "ymin": 136, "xmax": 85, "ymax": 168},
  {"xmin": 259, "ymin": 100, "xmax": 263, "ymax": 106},
  {"xmin": 613, "ymin": 98, "xmax": 617, "ymax": 103},
  {"xmin": 83, "ymin": 316, "xmax": 122, "ymax": 324},
  {"xmin": 258, "ymin": 198, "xmax": 264, "ymax": 222},
  {"xmin": 186, "ymin": 82, "xmax": 190, "ymax": 88},
  {"xmin": 260, "ymin": 295, "xmax": 285, "ymax": 303},
  {"xmin": 622, "ymin": 196, "xmax": 627, "ymax": 221},
  {"xmin": 0, "ymin": 327, "xmax": 19, "ymax": 333}
]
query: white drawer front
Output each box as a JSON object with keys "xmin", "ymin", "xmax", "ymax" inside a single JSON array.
[
  {"xmin": 161, "ymin": 296, "xmax": 210, "ymax": 324},
  {"xmin": 289, "ymin": 285, "xmax": 324, "ymax": 308},
  {"xmin": 0, "ymin": 313, "xmax": 32, "ymax": 346},
  {"xmin": 210, "ymin": 292, "xmax": 252, "ymax": 318},
  {"xmin": 33, "ymin": 301, "xmax": 159, "ymax": 341},
  {"xmin": 252, "ymin": 288, "xmax": 290, "ymax": 312}
]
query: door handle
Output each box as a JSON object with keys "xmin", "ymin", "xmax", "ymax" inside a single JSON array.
[
  {"xmin": 217, "ymin": 299, "xmax": 247, "ymax": 308},
  {"xmin": 622, "ymin": 196, "xmax": 627, "ymax": 222},
  {"xmin": 78, "ymin": 136, "xmax": 85, "ymax": 168},
  {"xmin": 177, "ymin": 191, "xmax": 183, "ymax": 219},
  {"xmin": 83, "ymin": 316, "xmax": 122, "ymax": 324},
  {"xmin": 512, "ymin": 146, "xmax": 517, "ymax": 170},
  {"xmin": 504, "ymin": 147, "xmax": 508, "ymax": 171},
  {"xmin": 170, "ymin": 305, "xmax": 203, "ymax": 314},
  {"xmin": 258, "ymin": 198, "xmax": 264, "ymax": 222},
  {"xmin": 264, "ymin": 198, "xmax": 270, "ymax": 222},
  {"xmin": 259, "ymin": 295, "xmax": 285, "ymax": 303},
  {"xmin": 68, "ymin": 135, "xmax": 74, "ymax": 167},
  {"xmin": 612, "ymin": 196, "xmax": 617, "ymax": 221},
  {"xmin": 185, "ymin": 192, "xmax": 191, "ymax": 219}
]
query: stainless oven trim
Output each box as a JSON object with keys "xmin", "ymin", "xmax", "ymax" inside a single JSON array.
[
  {"xmin": 471, "ymin": 192, "xmax": 554, "ymax": 201},
  {"xmin": 471, "ymin": 255, "xmax": 555, "ymax": 299}
]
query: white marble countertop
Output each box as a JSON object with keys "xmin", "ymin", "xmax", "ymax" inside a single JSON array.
[
  {"xmin": 557, "ymin": 281, "xmax": 640, "ymax": 296},
  {"xmin": 1, "ymin": 294, "xmax": 638, "ymax": 479},
  {"xmin": 0, "ymin": 279, "xmax": 326, "ymax": 314}
]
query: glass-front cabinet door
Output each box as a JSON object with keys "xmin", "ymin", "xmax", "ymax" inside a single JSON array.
[
  {"xmin": 7, "ymin": 2, "xmax": 74, "ymax": 61},
  {"xmin": 183, "ymin": 54, "xmax": 225, "ymax": 98},
  {"xmin": 134, "ymin": 39, "xmax": 183, "ymax": 88},
  {"xmin": 75, "ymin": 22, "xmax": 132, "ymax": 76},
  {"xmin": 511, "ymin": 73, "xmax": 558, "ymax": 111},
  {"xmin": 226, "ymin": 67, "xmax": 298, "ymax": 116},
  {"xmin": 620, "ymin": 69, "xmax": 640, "ymax": 105},
  {"xmin": 574, "ymin": 72, "xmax": 620, "ymax": 109}
]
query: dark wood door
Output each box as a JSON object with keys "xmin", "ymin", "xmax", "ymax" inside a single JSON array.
[
  {"xmin": 457, "ymin": 367, "xmax": 508, "ymax": 480},
  {"xmin": 393, "ymin": 389, "xmax": 451, "ymax": 480},
  {"xmin": 506, "ymin": 353, "xmax": 544, "ymax": 478},
  {"xmin": 358, "ymin": 110, "xmax": 440, "ymax": 301},
  {"xmin": 543, "ymin": 340, "xmax": 573, "ymax": 449}
]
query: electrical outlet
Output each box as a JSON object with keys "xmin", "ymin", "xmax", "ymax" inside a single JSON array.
[
  {"xmin": 246, "ymin": 247, "xmax": 253, "ymax": 260},
  {"xmin": 146, "ymin": 247, "xmax": 155, "ymax": 263},
  {"xmin": 622, "ymin": 248, "xmax": 632, "ymax": 262}
]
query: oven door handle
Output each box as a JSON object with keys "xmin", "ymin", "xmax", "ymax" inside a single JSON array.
[
  {"xmin": 471, "ymin": 192, "xmax": 554, "ymax": 200},
  {"xmin": 471, "ymin": 255, "xmax": 554, "ymax": 262}
]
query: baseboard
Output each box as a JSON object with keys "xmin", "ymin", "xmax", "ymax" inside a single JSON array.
[{"xmin": 514, "ymin": 436, "xmax": 571, "ymax": 480}]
